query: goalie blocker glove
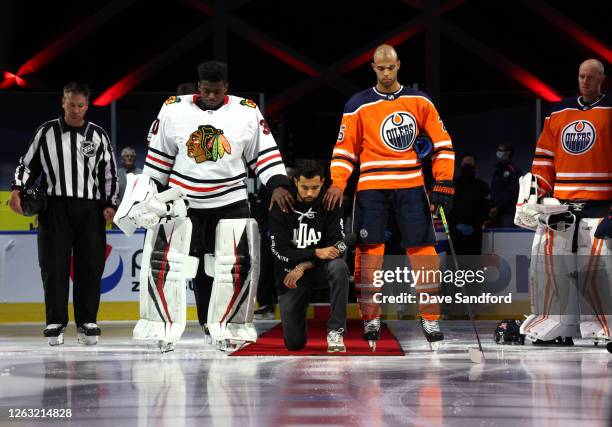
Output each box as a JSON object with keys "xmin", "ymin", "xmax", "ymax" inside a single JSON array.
[{"xmin": 431, "ymin": 180, "xmax": 454, "ymax": 212}]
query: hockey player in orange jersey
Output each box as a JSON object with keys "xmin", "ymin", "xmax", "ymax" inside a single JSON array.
[
  {"xmin": 324, "ymin": 44, "xmax": 455, "ymax": 351},
  {"xmin": 515, "ymin": 59, "xmax": 612, "ymax": 346}
]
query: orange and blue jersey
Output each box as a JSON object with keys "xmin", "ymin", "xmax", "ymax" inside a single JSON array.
[
  {"xmin": 532, "ymin": 94, "xmax": 612, "ymax": 201},
  {"xmin": 330, "ymin": 86, "xmax": 454, "ymax": 192}
]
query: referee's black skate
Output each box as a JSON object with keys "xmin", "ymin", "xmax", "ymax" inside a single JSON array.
[
  {"xmin": 420, "ymin": 317, "xmax": 444, "ymax": 351},
  {"xmin": 43, "ymin": 324, "xmax": 66, "ymax": 346},
  {"xmin": 77, "ymin": 323, "xmax": 101, "ymax": 345},
  {"xmin": 363, "ymin": 318, "xmax": 381, "ymax": 351}
]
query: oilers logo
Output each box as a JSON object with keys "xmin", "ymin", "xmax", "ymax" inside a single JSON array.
[
  {"xmin": 561, "ymin": 120, "xmax": 596, "ymax": 154},
  {"xmin": 380, "ymin": 112, "xmax": 417, "ymax": 152}
]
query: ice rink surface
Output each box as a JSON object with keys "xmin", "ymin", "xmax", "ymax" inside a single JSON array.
[{"xmin": 1, "ymin": 320, "xmax": 611, "ymax": 427}]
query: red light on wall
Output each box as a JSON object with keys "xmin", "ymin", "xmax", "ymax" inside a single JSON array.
[
  {"xmin": 93, "ymin": 71, "xmax": 143, "ymax": 106},
  {"xmin": 0, "ymin": 71, "xmax": 29, "ymax": 89},
  {"xmin": 511, "ymin": 69, "xmax": 562, "ymax": 102},
  {"xmin": 254, "ymin": 40, "xmax": 320, "ymax": 77}
]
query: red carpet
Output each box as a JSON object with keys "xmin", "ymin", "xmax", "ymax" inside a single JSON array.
[{"xmin": 231, "ymin": 319, "xmax": 404, "ymax": 356}]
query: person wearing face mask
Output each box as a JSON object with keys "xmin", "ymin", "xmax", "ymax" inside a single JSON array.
[
  {"xmin": 449, "ymin": 154, "xmax": 490, "ymax": 255},
  {"xmin": 489, "ymin": 144, "xmax": 522, "ymax": 227}
]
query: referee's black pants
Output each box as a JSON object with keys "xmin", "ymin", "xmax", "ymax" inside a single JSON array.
[
  {"xmin": 37, "ymin": 197, "xmax": 106, "ymax": 327},
  {"xmin": 188, "ymin": 201, "xmax": 251, "ymax": 326}
]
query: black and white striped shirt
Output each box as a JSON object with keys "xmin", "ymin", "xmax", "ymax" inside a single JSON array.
[{"xmin": 12, "ymin": 117, "xmax": 119, "ymax": 206}]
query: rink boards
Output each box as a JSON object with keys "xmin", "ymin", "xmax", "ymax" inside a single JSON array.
[{"xmin": 0, "ymin": 228, "xmax": 533, "ymax": 322}]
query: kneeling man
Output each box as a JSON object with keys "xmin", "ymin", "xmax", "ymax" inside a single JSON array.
[{"xmin": 269, "ymin": 160, "xmax": 350, "ymax": 352}]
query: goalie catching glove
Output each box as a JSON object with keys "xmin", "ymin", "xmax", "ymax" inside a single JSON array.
[{"xmin": 514, "ymin": 173, "xmax": 571, "ymax": 230}]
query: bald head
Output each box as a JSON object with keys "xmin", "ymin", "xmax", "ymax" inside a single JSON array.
[
  {"xmin": 372, "ymin": 44, "xmax": 401, "ymax": 92},
  {"xmin": 578, "ymin": 59, "xmax": 605, "ymax": 102},
  {"xmin": 579, "ymin": 59, "xmax": 604, "ymax": 75},
  {"xmin": 373, "ymin": 44, "xmax": 398, "ymax": 63}
]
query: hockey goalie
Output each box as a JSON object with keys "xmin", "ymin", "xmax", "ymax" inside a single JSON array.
[
  {"xmin": 515, "ymin": 59, "xmax": 611, "ymax": 347},
  {"xmin": 115, "ymin": 62, "xmax": 292, "ymax": 351}
]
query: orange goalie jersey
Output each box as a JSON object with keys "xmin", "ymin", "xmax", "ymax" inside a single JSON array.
[
  {"xmin": 330, "ymin": 86, "xmax": 454, "ymax": 192},
  {"xmin": 532, "ymin": 94, "xmax": 612, "ymax": 201}
]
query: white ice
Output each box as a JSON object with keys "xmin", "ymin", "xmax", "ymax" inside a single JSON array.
[{"xmin": 0, "ymin": 321, "xmax": 611, "ymax": 427}]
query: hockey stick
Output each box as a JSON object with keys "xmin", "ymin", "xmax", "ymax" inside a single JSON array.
[{"xmin": 438, "ymin": 206, "xmax": 485, "ymax": 364}]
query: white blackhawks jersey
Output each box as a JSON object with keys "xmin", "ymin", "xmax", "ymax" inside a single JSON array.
[{"xmin": 143, "ymin": 94, "xmax": 287, "ymax": 208}]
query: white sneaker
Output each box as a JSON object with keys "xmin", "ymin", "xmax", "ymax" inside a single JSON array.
[
  {"xmin": 44, "ymin": 324, "xmax": 65, "ymax": 346},
  {"xmin": 77, "ymin": 323, "xmax": 101, "ymax": 345},
  {"xmin": 327, "ymin": 328, "xmax": 346, "ymax": 353}
]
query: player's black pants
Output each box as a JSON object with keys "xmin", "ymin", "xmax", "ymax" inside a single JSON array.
[
  {"xmin": 188, "ymin": 201, "xmax": 250, "ymax": 326},
  {"xmin": 37, "ymin": 197, "xmax": 106, "ymax": 327},
  {"xmin": 277, "ymin": 258, "xmax": 349, "ymax": 351}
]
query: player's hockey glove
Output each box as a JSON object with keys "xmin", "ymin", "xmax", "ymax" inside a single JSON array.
[
  {"xmin": 431, "ymin": 180, "xmax": 454, "ymax": 212},
  {"xmin": 414, "ymin": 135, "xmax": 433, "ymax": 159},
  {"xmin": 594, "ymin": 208, "xmax": 612, "ymax": 239}
]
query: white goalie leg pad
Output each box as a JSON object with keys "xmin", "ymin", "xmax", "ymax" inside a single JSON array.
[
  {"xmin": 207, "ymin": 218, "xmax": 260, "ymax": 345},
  {"xmin": 133, "ymin": 218, "xmax": 199, "ymax": 346},
  {"xmin": 521, "ymin": 213, "xmax": 580, "ymax": 341},
  {"xmin": 577, "ymin": 217, "xmax": 612, "ymax": 341}
]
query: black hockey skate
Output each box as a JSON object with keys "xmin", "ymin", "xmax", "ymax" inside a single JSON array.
[
  {"xmin": 363, "ymin": 318, "xmax": 381, "ymax": 351},
  {"xmin": 77, "ymin": 323, "xmax": 101, "ymax": 345},
  {"xmin": 420, "ymin": 317, "xmax": 444, "ymax": 351},
  {"xmin": 531, "ymin": 336, "xmax": 574, "ymax": 347},
  {"xmin": 44, "ymin": 324, "xmax": 66, "ymax": 346}
]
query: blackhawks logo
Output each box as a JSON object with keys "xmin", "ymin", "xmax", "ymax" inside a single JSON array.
[
  {"xmin": 186, "ymin": 124, "xmax": 232, "ymax": 164},
  {"xmin": 165, "ymin": 96, "xmax": 181, "ymax": 105},
  {"xmin": 240, "ymin": 99, "xmax": 257, "ymax": 108}
]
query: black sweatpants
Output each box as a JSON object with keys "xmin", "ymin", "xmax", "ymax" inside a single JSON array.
[
  {"xmin": 37, "ymin": 197, "xmax": 106, "ymax": 327},
  {"xmin": 278, "ymin": 258, "xmax": 349, "ymax": 351},
  {"xmin": 188, "ymin": 201, "xmax": 250, "ymax": 326}
]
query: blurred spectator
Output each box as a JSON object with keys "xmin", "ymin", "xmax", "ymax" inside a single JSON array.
[
  {"xmin": 117, "ymin": 147, "xmax": 142, "ymax": 205},
  {"xmin": 176, "ymin": 82, "xmax": 197, "ymax": 95},
  {"xmin": 450, "ymin": 154, "xmax": 490, "ymax": 255},
  {"xmin": 489, "ymin": 144, "xmax": 521, "ymax": 227}
]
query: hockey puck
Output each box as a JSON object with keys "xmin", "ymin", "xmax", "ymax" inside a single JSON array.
[{"xmin": 607, "ymin": 341, "xmax": 612, "ymax": 354}]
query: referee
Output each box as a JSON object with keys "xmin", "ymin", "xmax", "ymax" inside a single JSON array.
[{"xmin": 9, "ymin": 82, "xmax": 118, "ymax": 346}]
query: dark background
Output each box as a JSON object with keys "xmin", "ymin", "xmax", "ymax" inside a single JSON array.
[{"xmin": 0, "ymin": 0, "xmax": 610, "ymax": 188}]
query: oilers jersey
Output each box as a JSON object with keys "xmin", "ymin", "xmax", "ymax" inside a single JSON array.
[
  {"xmin": 532, "ymin": 94, "xmax": 612, "ymax": 201},
  {"xmin": 330, "ymin": 86, "xmax": 454, "ymax": 192},
  {"xmin": 143, "ymin": 95, "xmax": 287, "ymax": 208}
]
